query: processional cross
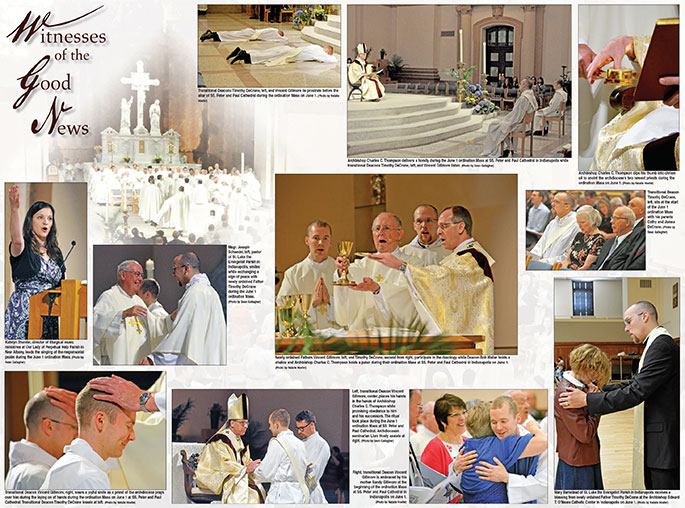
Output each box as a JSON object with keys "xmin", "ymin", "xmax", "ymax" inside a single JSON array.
[{"xmin": 121, "ymin": 60, "xmax": 160, "ymax": 133}]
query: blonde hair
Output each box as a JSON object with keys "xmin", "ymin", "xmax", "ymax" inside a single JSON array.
[
  {"xmin": 466, "ymin": 401, "xmax": 494, "ymax": 438},
  {"xmin": 569, "ymin": 344, "xmax": 611, "ymax": 388}
]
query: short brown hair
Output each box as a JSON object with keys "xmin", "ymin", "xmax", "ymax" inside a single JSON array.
[
  {"xmin": 491, "ymin": 395, "xmax": 518, "ymax": 419},
  {"xmin": 434, "ymin": 394, "xmax": 466, "ymax": 432},
  {"xmin": 76, "ymin": 386, "xmax": 121, "ymax": 429},
  {"xmin": 306, "ymin": 220, "xmax": 332, "ymax": 236},
  {"xmin": 269, "ymin": 408, "xmax": 290, "ymax": 427},
  {"xmin": 569, "ymin": 344, "xmax": 611, "ymax": 388},
  {"xmin": 466, "ymin": 401, "xmax": 494, "ymax": 438}
]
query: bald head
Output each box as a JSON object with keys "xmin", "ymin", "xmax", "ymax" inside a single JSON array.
[
  {"xmin": 551, "ymin": 192, "xmax": 573, "ymax": 218},
  {"xmin": 628, "ymin": 197, "xmax": 645, "ymax": 220},
  {"xmin": 23, "ymin": 390, "xmax": 77, "ymax": 459},
  {"xmin": 24, "ymin": 391, "xmax": 68, "ymax": 433},
  {"xmin": 372, "ymin": 212, "xmax": 404, "ymax": 253}
]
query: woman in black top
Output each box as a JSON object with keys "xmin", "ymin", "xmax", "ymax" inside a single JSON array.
[{"xmin": 5, "ymin": 185, "xmax": 64, "ymax": 339}]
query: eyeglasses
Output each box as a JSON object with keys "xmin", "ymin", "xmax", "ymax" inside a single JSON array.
[
  {"xmin": 232, "ymin": 420, "xmax": 249, "ymax": 427},
  {"xmin": 125, "ymin": 270, "xmax": 144, "ymax": 278},
  {"xmin": 372, "ymin": 226, "xmax": 400, "ymax": 234},
  {"xmin": 437, "ymin": 222, "xmax": 462, "ymax": 231},
  {"xmin": 623, "ymin": 312, "xmax": 645, "ymax": 326},
  {"xmin": 414, "ymin": 219, "xmax": 436, "ymax": 226},
  {"xmin": 172, "ymin": 264, "xmax": 188, "ymax": 274},
  {"xmin": 44, "ymin": 418, "xmax": 77, "ymax": 430},
  {"xmin": 296, "ymin": 422, "xmax": 312, "ymax": 431},
  {"xmin": 610, "ymin": 216, "xmax": 628, "ymax": 222}
]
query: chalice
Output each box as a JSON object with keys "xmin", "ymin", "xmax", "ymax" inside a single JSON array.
[
  {"xmin": 277, "ymin": 296, "xmax": 297, "ymax": 337},
  {"xmin": 333, "ymin": 241, "xmax": 356, "ymax": 286}
]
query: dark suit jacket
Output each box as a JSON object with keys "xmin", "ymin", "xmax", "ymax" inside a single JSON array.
[
  {"xmin": 587, "ymin": 332, "xmax": 679, "ymax": 469},
  {"xmin": 590, "ymin": 227, "xmax": 645, "ymax": 270}
]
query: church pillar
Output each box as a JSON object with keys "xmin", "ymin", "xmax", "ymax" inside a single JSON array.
[
  {"xmin": 521, "ymin": 6, "xmax": 537, "ymax": 78},
  {"xmin": 534, "ymin": 6, "xmax": 545, "ymax": 78},
  {"xmin": 457, "ymin": 6, "xmax": 473, "ymax": 67}
]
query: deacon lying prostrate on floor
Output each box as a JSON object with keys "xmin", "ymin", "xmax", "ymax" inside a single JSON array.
[
  {"xmin": 141, "ymin": 252, "xmax": 226, "ymax": 365},
  {"xmin": 229, "ymin": 44, "xmax": 337, "ymax": 66},
  {"xmin": 200, "ymin": 27, "xmax": 287, "ymax": 43}
]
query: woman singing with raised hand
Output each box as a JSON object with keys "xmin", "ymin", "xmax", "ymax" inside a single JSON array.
[{"xmin": 5, "ymin": 185, "xmax": 65, "ymax": 340}]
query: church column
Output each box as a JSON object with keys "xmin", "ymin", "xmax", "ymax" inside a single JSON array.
[
  {"xmin": 457, "ymin": 6, "xmax": 473, "ymax": 68},
  {"xmin": 534, "ymin": 6, "xmax": 545, "ymax": 78},
  {"xmin": 520, "ymin": 5, "xmax": 537, "ymax": 78}
]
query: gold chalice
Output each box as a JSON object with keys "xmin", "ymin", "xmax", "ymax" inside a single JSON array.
[
  {"xmin": 598, "ymin": 68, "xmax": 638, "ymax": 86},
  {"xmin": 333, "ymin": 241, "xmax": 356, "ymax": 286},
  {"xmin": 277, "ymin": 296, "xmax": 297, "ymax": 337}
]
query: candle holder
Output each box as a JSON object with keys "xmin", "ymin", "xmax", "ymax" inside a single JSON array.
[
  {"xmin": 481, "ymin": 73, "xmax": 488, "ymax": 88},
  {"xmin": 456, "ymin": 62, "xmax": 469, "ymax": 103}
]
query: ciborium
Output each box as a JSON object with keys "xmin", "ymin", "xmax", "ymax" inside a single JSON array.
[{"xmin": 333, "ymin": 241, "xmax": 356, "ymax": 286}]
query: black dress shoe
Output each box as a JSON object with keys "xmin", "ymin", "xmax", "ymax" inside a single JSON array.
[
  {"xmin": 226, "ymin": 47, "xmax": 241, "ymax": 61},
  {"xmin": 200, "ymin": 29, "xmax": 213, "ymax": 41},
  {"xmin": 231, "ymin": 50, "xmax": 251, "ymax": 64},
  {"xmin": 501, "ymin": 149, "xmax": 511, "ymax": 158},
  {"xmin": 533, "ymin": 130, "xmax": 542, "ymax": 136}
]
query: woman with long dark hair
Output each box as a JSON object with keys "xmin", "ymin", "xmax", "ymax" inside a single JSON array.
[{"xmin": 5, "ymin": 185, "xmax": 65, "ymax": 339}]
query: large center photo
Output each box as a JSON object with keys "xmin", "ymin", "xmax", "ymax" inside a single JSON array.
[{"xmin": 275, "ymin": 173, "xmax": 517, "ymax": 355}]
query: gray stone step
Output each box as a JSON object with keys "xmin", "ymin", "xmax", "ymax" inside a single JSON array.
[
  {"xmin": 327, "ymin": 14, "xmax": 340, "ymax": 29},
  {"xmin": 348, "ymin": 103, "xmax": 469, "ymax": 130},
  {"xmin": 301, "ymin": 25, "xmax": 341, "ymax": 53},
  {"xmin": 348, "ymin": 116, "xmax": 484, "ymax": 156},
  {"xmin": 347, "ymin": 97, "xmax": 454, "ymax": 119},
  {"xmin": 313, "ymin": 20, "xmax": 341, "ymax": 39}
]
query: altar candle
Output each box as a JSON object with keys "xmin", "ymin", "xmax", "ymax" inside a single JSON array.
[
  {"xmin": 241, "ymin": 152, "xmax": 245, "ymax": 173},
  {"xmin": 459, "ymin": 29, "xmax": 463, "ymax": 62},
  {"xmin": 145, "ymin": 258, "xmax": 155, "ymax": 279},
  {"xmin": 483, "ymin": 42, "xmax": 486, "ymax": 71}
]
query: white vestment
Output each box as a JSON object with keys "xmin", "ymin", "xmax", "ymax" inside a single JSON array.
[
  {"xmin": 529, "ymin": 212, "xmax": 580, "ymax": 264},
  {"xmin": 409, "ymin": 426, "xmax": 437, "ymax": 458},
  {"xmin": 400, "ymin": 236, "xmax": 451, "ymax": 265},
  {"xmin": 93, "ymin": 284, "xmax": 158, "ymax": 365},
  {"xmin": 302, "ymin": 431, "xmax": 331, "ymax": 504},
  {"xmin": 481, "ymin": 89, "xmax": 538, "ymax": 156},
  {"xmin": 254, "ymin": 430, "xmax": 309, "ymax": 504},
  {"xmin": 333, "ymin": 248, "xmax": 424, "ymax": 331},
  {"xmin": 40, "ymin": 439, "xmax": 111, "ymax": 490},
  {"xmin": 534, "ymin": 88, "xmax": 568, "ymax": 131},
  {"xmin": 138, "ymin": 182, "xmax": 163, "ymax": 222},
  {"xmin": 249, "ymin": 45, "xmax": 337, "ymax": 66},
  {"xmin": 147, "ymin": 301, "xmax": 171, "ymax": 350},
  {"xmin": 348, "ymin": 58, "xmax": 385, "ymax": 100},
  {"xmin": 217, "ymin": 27, "xmax": 287, "ymax": 43},
  {"xmin": 150, "ymin": 273, "xmax": 226, "ymax": 365},
  {"xmin": 277, "ymin": 256, "xmax": 338, "ymax": 330},
  {"xmin": 5, "ymin": 440, "xmax": 56, "ymax": 490},
  {"xmin": 191, "ymin": 184, "xmax": 210, "ymax": 205}
]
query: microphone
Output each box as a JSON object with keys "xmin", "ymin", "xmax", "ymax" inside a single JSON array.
[{"xmin": 58, "ymin": 240, "xmax": 77, "ymax": 278}]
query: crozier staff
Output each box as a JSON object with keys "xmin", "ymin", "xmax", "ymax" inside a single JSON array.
[{"xmin": 5, "ymin": 185, "xmax": 65, "ymax": 340}]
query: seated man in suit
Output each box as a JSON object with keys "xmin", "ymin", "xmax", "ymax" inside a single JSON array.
[
  {"xmin": 560, "ymin": 301, "xmax": 679, "ymax": 489},
  {"xmin": 590, "ymin": 206, "xmax": 645, "ymax": 270}
]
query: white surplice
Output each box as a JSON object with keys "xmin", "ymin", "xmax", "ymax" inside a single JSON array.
[
  {"xmin": 5, "ymin": 440, "xmax": 57, "ymax": 490},
  {"xmin": 529, "ymin": 212, "xmax": 580, "ymax": 264},
  {"xmin": 40, "ymin": 439, "xmax": 112, "ymax": 490},
  {"xmin": 253, "ymin": 430, "xmax": 310, "ymax": 504},
  {"xmin": 302, "ymin": 431, "xmax": 331, "ymax": 504}
]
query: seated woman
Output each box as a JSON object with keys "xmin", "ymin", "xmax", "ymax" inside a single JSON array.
[
  {"xmin": 458, "ymin": 401, "xmax": 547, "ymax": 503},
  {"xmin": 5, "ymin": 185, "xmax": 65, "ymax": 339},
  {"xmin": 596, "ymin": 198, "xmax": 613, "ymax": 235},
  {"xmin": 561, "ymin": 205, "xmax": 606, "ymax": 270},
  {"xmin": 421, "ymin": 394, "xmax": 468, "ymax": 502},
  {"xmin": 555, "ymin": 343, "xmax": 610, "ymax": 489}
]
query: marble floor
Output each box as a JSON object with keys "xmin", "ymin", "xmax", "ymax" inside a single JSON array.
[
  {"xmin": 353, "ymin": 107, "xmax": 572, "ymax": 159},
  {"xmin": 198, "ymin": 13, "xmax": 340, "ymax": 88}
]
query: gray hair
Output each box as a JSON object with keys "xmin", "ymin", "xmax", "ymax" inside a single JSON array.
[
  {"xmin": 117, "ymin": 260, "xmax": 140, "ymax": 278},
  {"xmin": 576, "ymin": 205, "xmax": 602, "ymax": 228},
  {"xmin": 614, "ymin": 206, "xmax": 636, "ymax": 227},
  {"xmin": 520, "ymin": 78, "xmax": 532, "ymax": 90}
]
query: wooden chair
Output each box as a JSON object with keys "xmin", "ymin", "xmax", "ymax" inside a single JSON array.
[
  {"xmin": 180, "ymin": 449, "xmax": 221, "ymax": 503},
  {"xmin": 502, "ymin": 87, "xmax": 517, "ymax": 110},
  {"xmin": 526, "ymin": 255, "xmax": 531, "ymax": 269},
  {"xmin": 346, "ymin": 65, "xmax": 362, "ymax": 101},
  {"xmin": 543, "ymin": 100, "xmax": 566, "ymax": 137},
  {"xmin": 278, "ymin": 6, "xmax": 295, "ymax": 23},
  {"xmin": 501, "ymin": 111, "xmax": 534, "ymax": 157}
]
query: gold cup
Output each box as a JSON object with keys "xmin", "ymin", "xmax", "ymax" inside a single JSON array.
[
  {"xmin": 277, "ymin": 296, "xmax": 297, "ymax": 337},
  {"xmin": 333, "ymin": 241, "xmax": 356, "ymax": 286}
]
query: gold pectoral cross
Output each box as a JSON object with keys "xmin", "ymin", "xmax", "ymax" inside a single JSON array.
[
  {"xmin": 129, "ymin": 316, "xmax": 144, "ymax": 334},
  {"xmin": 375, "ymin": 274, "xmax": 384, "ymax": 283},
  {"xmin": 316, "ymin": 305, "xmax": 327, "ymax": 316}
]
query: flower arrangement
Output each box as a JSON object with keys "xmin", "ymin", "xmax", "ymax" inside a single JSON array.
[
  {"xmin": 93, "ymin": 145, "xmax": 102, "ymax": 152},
  {"xmin": 153, "ymin": 156, "xmax": 162, "ymax": 163},
  {"xmin": 123, "ymin": 156, "xmax": 131, "ymax": 163},
  {"xmin": 474, "ymin": 99, "xmax": 499, "ymax": 115}
]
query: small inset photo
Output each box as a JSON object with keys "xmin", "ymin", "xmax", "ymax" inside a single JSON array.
[
  {"xmin": 92, "ymin": 244, "xmax": 227, "ymax": 366},
  {"xmin": 5, "ymin": 370, "xmax": 166, "ymax": 490},
  {"xmin": 198, "ymin": 5, "xmax": 341, "ymax": 88},
  {"xmin": 554, "ymin": 277, "xmax": 679, "ymax": 490},
  {"xmin": 172, "ymin": 388, "xmax": 349, "ymax": 503},
  {"xmin": 409, "ymin": 389, "xmax": 548, "ymax": 503},
  {"xmin": 4, "ymin": 183, "xmax": 87, "ymax": 341},
  {"xmin": 526, "ymin": 189, "xmax": 645, "ymax": 271}
]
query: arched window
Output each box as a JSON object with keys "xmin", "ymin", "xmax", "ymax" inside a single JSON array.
[{"xmin": 485, "ymin": 25, "xmax": 514, "ymax": 84}]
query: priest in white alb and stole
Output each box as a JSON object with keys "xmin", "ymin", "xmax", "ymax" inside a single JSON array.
[
  {"xmin": 334, "ymin": 212, "xmax": 424, "ymax": 331},
  {"xmin": 400, "ymin": 205, "xmax": 451, "ymax": 265},
  {"xmin": 194, "ymin": 393, "xmax": 265, "ymax": 504},
  {"xmin": 528, "ymin": 192, "xmax": 580, "ymax": 265},
  {"xmin": 295, "ymin": 410, "xmax": 331, "ymax": 504},
  {"xmin": 370, "ymin": 206, "xmax": 495, "ymax": 354},
  {"xmin": 277, "ymin": 220, "xmax": 338, "ymax": 330},
  {"xmin": 93, "ymin": 260, "xmax": 161, "ymax": 365},
  {"xmin": 142, "ymin": 252, "xmax": 226, "ymax": 365},
  {"xmin": 229, "ymin": 44, "xmax": 337, "ymax": 66},
  {"xmin": 534, "ymin": 79, "xmax": 568, "ymax": 133},
  {"xmin": 348, "ymin": 43, "xmax": 385, "ymax": 101},
  {"xmin": 481, "ymin": 78, "xmax": 538, "ymax": 157}
]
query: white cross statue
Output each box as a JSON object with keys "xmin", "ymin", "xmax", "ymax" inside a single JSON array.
[{"xmin": 120, "ymin": 60, "xmax": 160, "ymax": 134}]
